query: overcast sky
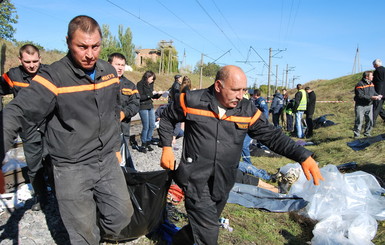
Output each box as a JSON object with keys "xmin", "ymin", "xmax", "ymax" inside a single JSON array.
[{"xmin": 11, "ymin": 0, "xmax": 385, "ymax": 88}]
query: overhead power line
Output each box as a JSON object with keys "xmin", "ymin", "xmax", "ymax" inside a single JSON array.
[
  {"xmin": 155, "ymin": 0, "xmax": 225, "ymax": 53},
  {"xmin": 195, "ymin": 0, "xmax": 245, "ymax": 59},
  {"xmin": 106, "ymin": 0, "xmax": 216, "ymax": 61}
]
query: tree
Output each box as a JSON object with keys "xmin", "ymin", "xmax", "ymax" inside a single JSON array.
[
  {"xmin": 100, "ymin": 24, "xmax": 135, "ymax": 65},
  {"xmin": 158, "ymin": 40, "xmax": 178, "ymax": 74},
  {"xmin": 0, "ymin": 0, "xmax": 18, "ymax": 41},
  {"xmin": 194, "ymin": 62, "xmax": 221, "ymax": 77}
]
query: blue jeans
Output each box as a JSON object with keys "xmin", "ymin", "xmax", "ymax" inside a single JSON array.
[
  {"xmin": 238, "ymin": 161, "xmax": 271, "ymax": 180},
  {"xmin": 241, "ymin": 134, "xmax": 252, "ymax": 165},
  {"xmin": 139, "ymin": 108, "xmax": 156, "ymax": 143},
  {"xmin": 295, "ymin": 111, "xmax": 305, "ymax": 138}
]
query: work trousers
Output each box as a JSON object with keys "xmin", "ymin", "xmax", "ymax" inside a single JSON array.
[
  {"xmin": 372, "ymin": 99, "xmax": 385, "ymax": 126},
  {"xmin": 53, "ymin": 152, "xmax": 133, "ymax": 244},
  {"xmin": 172, "ymin": 184, "xmax": 228, "ymax": 245},
  {"xmin": 305, "ymin": 114, "xmax": 314, "ymax": 138},
  {"xmin": 353, "ymin": 104, "xmax": 373, "ymax": 137},
  {"xmin": 22, "ymin": 140, "xmax": 46, "ymax": 195},
  {"xmin": 121, "ymin": 121, "xmax": 134, "ymax": 168},
  {"xmin": 286, "ymin": 114, "xmax": 293, "ymax": 132}
]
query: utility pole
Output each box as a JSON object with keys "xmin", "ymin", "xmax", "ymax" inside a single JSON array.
[
  {"xmin": 352, "ymin": 45, "xmax": 360, "ymax": 74},
  {"xmin": 292, "ymin": 75, "xmax": 300, "ymax": 89},
  {"xmin": 285, "ymin": 64, "xmax": 295, "ymax": 88},
  {"xmin": 199, "ymin": 53, "xmax": 204, "ymax": 89},
  {"xmin": 274, "ymin": 64, "xmax": 278, "ymax": 89},
  {"xmin": 267, "ymin": 48, "xmax": 286, "ymax": 101}
]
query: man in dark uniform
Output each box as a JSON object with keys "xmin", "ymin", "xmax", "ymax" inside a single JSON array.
[
  {"xmin": 0, "ymin": 44, "xmax": 48, "ymax": 211},
  {"xmin": 1, "ymin": 16, "xmax": 133, "ymax": 244},
  {"xmin": 305, "ymin": 86, "xmax": 316, "ymax": 138},
  {"xmin": 159, "ymin": 65, "xmax": 324, "ymax": 245},
  {"xmin": 168, "ymin": 74, "xmax": 182, "ymax": 103},
  {"xmin": 108, "ymin": 52, "xmax": 139, "ymax": 168},
  {"xmin": 372, "ymin": 59, "xmax": 385, "ymax": 126}
]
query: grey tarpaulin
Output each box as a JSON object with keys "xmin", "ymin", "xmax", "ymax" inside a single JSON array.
[
  {"xmin": 347, "ymin": 134, "xmax": 385, "ymax": 151},
  {"xmin": 227, "ymin": 183, "xmax": 308, "ymax": 212}
]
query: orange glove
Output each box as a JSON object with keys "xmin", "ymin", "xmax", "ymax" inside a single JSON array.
[
  {"xmin": 120, "ymin": 111, "xmax": 125, "ymax": 121},
  {"xmin": 160, "ymin": 146, "xmax": 175, "ymax": 170},
  {"xmin": 301, "ymin": 156, "xmax": 324, "ymax": 185},
  {"xmin": 0, "ymin": 170, "xmax": 5, "ymax": 194}
]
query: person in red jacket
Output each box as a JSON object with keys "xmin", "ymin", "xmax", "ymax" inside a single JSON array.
[
  {"xmin": 159, "ymin": 65, "xmax": 324, "ymax": 245},
  {"xmin": 1, "ymin": 15, "xmax": 133, "ymax": 244}
]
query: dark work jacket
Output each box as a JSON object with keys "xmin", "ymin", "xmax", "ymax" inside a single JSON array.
[
  {"xmin": 120, "ymin": 75, "xmax": 140, "ymax": 137},
  {"xmin": 0, "ymin": 64, "xmax": 48, "ymax": 143},
  {"xmin": 2, "ymin": 54, "xmax": 121, "ymax": 165},
  {"xmin": 306, "ymin": 91, "xmax": 316, "ymax": 116},
  {"xmin": 373, "ymin": 66, "xmax": 385, "ymax": 96},
  {"xmin": 159, "ymin": 85, "xmax": 312, "ymax": 202},
  {"xmin": 354, "ymin": 79, "xmax": 377, "ymax": 106},
  {"xmin": 137, "ymin": 79, "xmax": 154, "ymax": 110},
  {"xmin": 168, "ymin": 81, "xmax": 180, "ymax": 103}
]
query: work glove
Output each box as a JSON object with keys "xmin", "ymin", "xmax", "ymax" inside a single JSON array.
[
  {"xmin": 301, "ymin": 156, "xmax": 324, "ymax": 185},
  {"xmin": 0, "ymin": 170, "xmax": 5, "ymax": 194},
  {"xmin": 160, "ymin": 146, "xmax": 175, "ymax": 170},
  {"xmin": 120, "ymin": 111, "xmax": 125, "ymax": 121}
]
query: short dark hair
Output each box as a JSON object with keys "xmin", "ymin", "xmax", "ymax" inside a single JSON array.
[
  {"xmin": 19, "ymin": 44, "xmax": 40, "ymax": 58},
  {"xmin": 362, "ymin": 70, "xmax": 373, "ymax": 79},
  {"xmin": 141, "ymin": 70, "xmax": 156, "ymax": 82},
  {"xmin": 305, "ymin": 87, "xmax": 310, "ymax": 91},
  {"xmin": 67, "ymin": 15, "xmax": 102, "ymax": 42},
  {"xmin": 253, "ymin": 89, "xmax": 261, "ymax": 96},
  {"xmin": 108, "ymin": 53, "xmax": 126, "ymax": 63},
  {"xmin": 296, "ymin": 84, "xmax": 302, "ymax": 90},
  {"xmin": 174, "ymin": 74, "xmax": 181, "ymax": 80}
]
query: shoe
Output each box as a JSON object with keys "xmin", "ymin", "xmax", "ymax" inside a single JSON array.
[
  {"xmin": 146, "ymin": 142, "xmax": 154, "ymax": 152},
  {"xmin": 270, "ymin": 169, "xmax": 281, "ymax": 183},
  {"xmin": 139, "ymin": 145, "xmax": 147, "ymax": 153},
  {"xmin": 31, "ymin": 195, "xmax": 48, "ymax": 211}
]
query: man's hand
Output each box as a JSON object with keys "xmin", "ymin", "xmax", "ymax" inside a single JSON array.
[
  {"xmin": 160, "ymin": 146, "xmax": 175, "ymax": 170},
  {"xmin": 0, "ymin": 170, "xmax": 5, "ymax": 194},
  {"xmin": 120, "ymin": 111, "xmax": 125, "ymax": 121},
  {"xmin": 301, "ymin": 156, "xmax": 324, "ymax": 185}
]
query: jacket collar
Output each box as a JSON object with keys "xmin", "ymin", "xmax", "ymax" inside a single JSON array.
[{"xmin": 202, "ymin": 84, "xmax": 242, "ymax": 117}]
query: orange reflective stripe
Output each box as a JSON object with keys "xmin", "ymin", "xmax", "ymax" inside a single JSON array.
[
  {"xmin": 222, "ymin": 115, "xmax": 251, "ymax": 123},
  {"xmin": 57, "ymin": 77, "xmax": 119, "ymax": 94},
  {"xmin": 121, "ymin": 88, "xmax": 138, "ymax": 95},
  {"xmin": 2, "ymin": 73, "xmax": 14, "ymax": 87},
  {"xmin": 249, "ymin": 110, "xmax": 262, "ymax": 126},
  {"xmin": 12, "ymin": 81, "xmax": 29, "ymax": 88},
  {"xmin": 356, "ymin": 84, "xmax": 374, "ymax": 89},
  {"xmin": 33, "ymin": 75, "xmax": 58, "ymax": 95},
  {"xmin": 186, "ymin": 107, "xmax": 219, "ymax": 119},
  {"xmin": 180, "ymin": 93, "xmax": 188, "ymax": 116}
]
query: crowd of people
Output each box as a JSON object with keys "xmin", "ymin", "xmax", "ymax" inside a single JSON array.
[{"xmin": 9, "ymin": 13, "xmax": 385, "ymax": 245}]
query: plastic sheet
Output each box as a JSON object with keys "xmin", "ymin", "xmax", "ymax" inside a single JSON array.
[{"xmin": 288, "ymin": 164, "xmax": 385, "ymax": 244}]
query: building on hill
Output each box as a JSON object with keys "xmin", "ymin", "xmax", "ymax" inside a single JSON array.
[{"xmin": 135, "ymin": 48, "xmax": 160, "ymax": 67}]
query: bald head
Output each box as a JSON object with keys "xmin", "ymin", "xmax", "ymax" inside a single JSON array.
[{"xmin": 214, "ymin": 65, "xmax": 247, "ymax": 108}]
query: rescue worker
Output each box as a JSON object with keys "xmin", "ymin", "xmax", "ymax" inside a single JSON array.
[
  {"xmin": 168, "ymin": 74, "xmax": 182, "ymax": 103},
  {"xmin": 293, "ymin": 84, "xmax": 307, "ymax": 138},
  {"xmin": 1, "ymin": 15, "xmax": 133, "ymax": 244},
  {"xmin": 353, "ymin": 71, "xmax": 382, "ymax": 138},
  {"xmin": 108, "ymin": 52, "xmax": 140, "ymax": 168},
  {"xmin": 159, "ymin": 65, "xmax": 324, "ymax": 245},
  {"xmin": 0, "ymin": 44, "xmax": 48, "ymax": 211}
]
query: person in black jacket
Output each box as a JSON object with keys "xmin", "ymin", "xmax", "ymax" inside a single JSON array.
[
  {"xmin": 1, "ymin": 16, "xmax": 133, "ymax": 244},
  {"xmin": 372, "ymin": 59, "xmax": 385, "ymax": 126},
  {"xmin": 305, "ymin": 87, "xmax": 316, "ymax": 138},
  {"xmin": 168, "ymin": 74, "xmax": 182, "ymax": 103},
  {"xmin": 0, "ymin": 44, "xmax": 48, "ymax": 211},
  {"xmin": 108, "ymin": 52, "xmax": 139, "ymax": 168},
  {"xmin": 159, "ymin": 65, "xmax": 324, "ymax": 245},
  {"xmin": 353, "ymin": 71, "xmax": 382, "ymax": 138},
  {"xmin": 137, "ymin": 70, "xmax": 161, "ymax": 153}
]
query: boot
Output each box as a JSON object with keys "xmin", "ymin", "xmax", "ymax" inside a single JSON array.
[
  {"xmin": 146, "ymin": 142, "xmax": 154, "ymax": 152},
  {"xmin": 139, "ymin": 143, "xmax": 147, "ymax": 153}
]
